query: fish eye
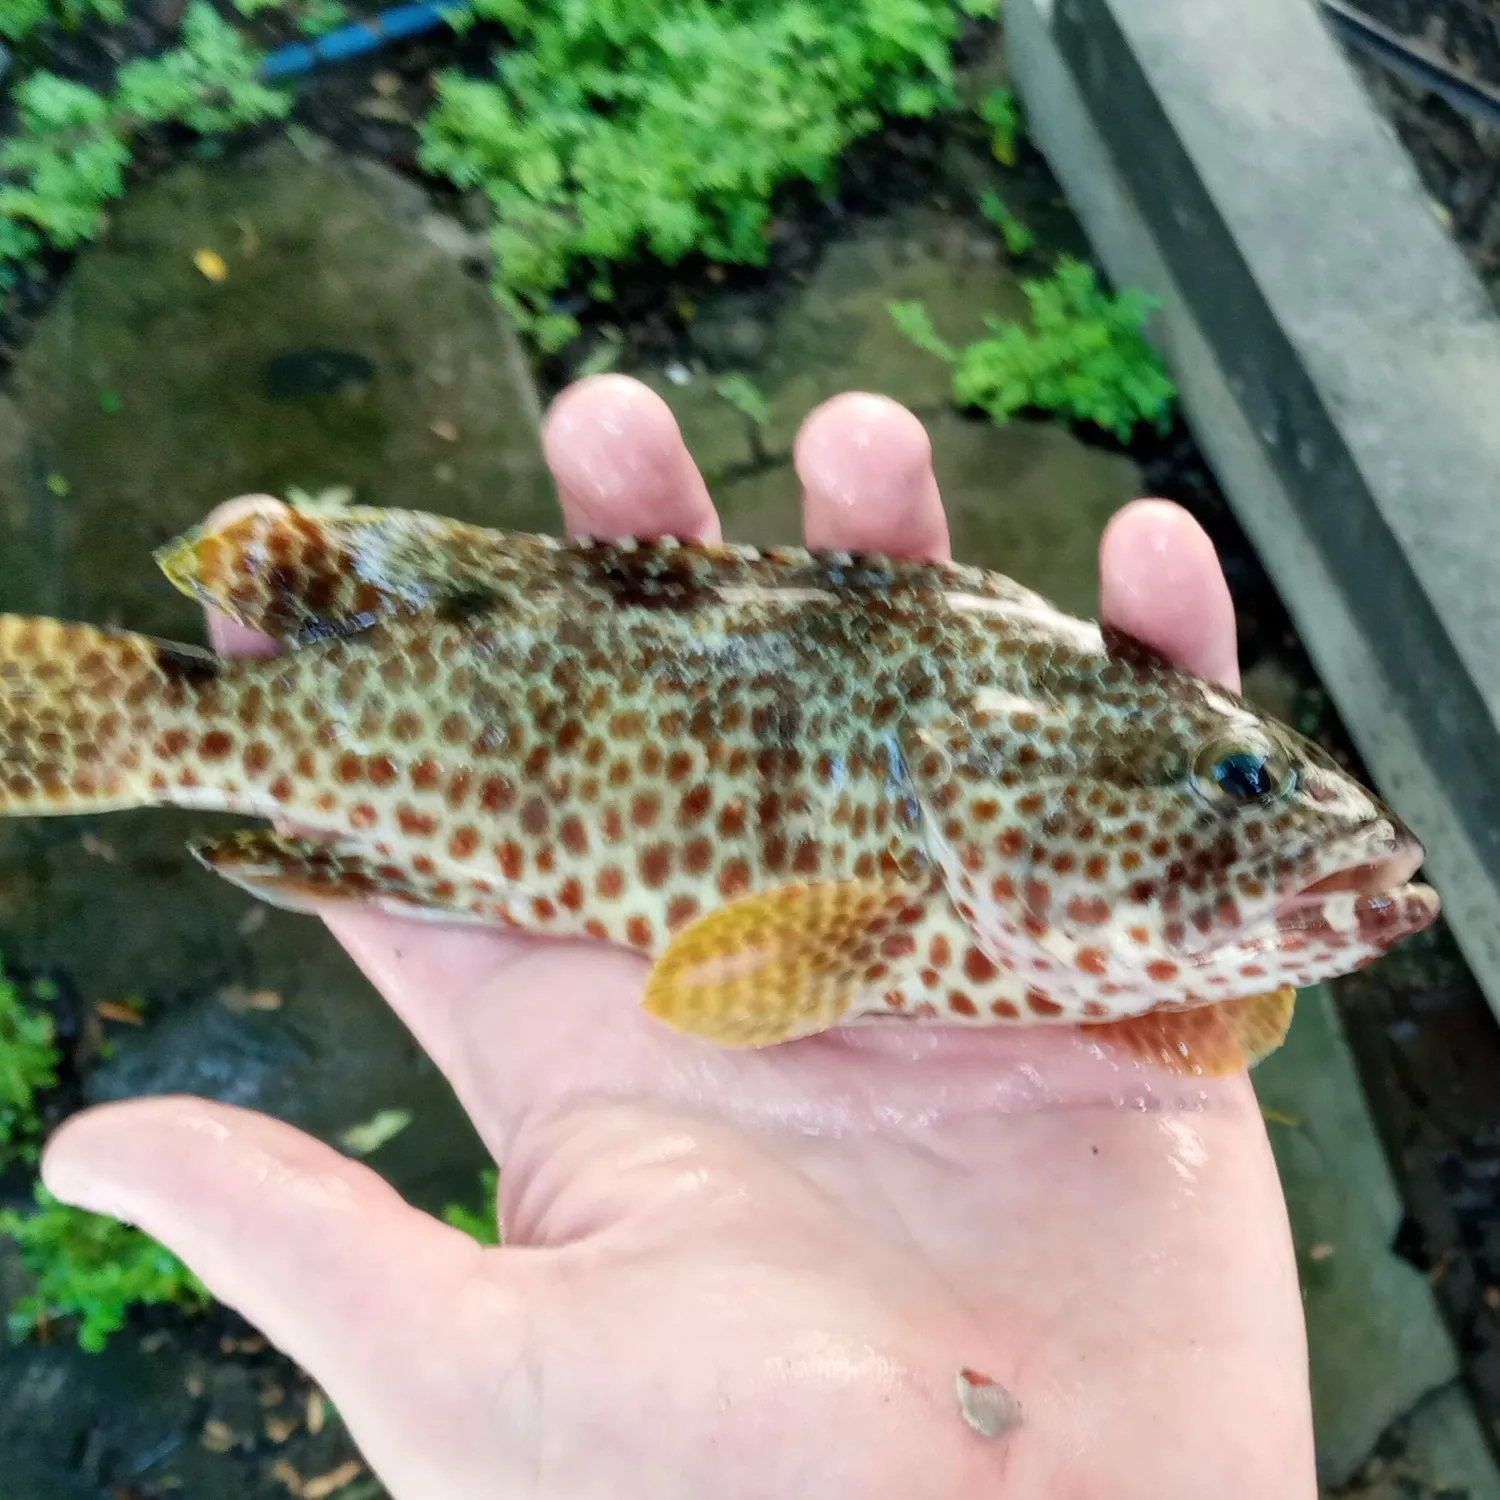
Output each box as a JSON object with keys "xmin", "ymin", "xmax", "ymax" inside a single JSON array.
[{"xmin": 1192, "ymin": 738, "xmax": 1297, "ymax": 807}]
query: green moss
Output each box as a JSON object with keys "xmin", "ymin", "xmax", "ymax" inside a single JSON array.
[
  {"xmin": 0, "ymin": 0, "xmax": 124, "ymax": 46},
  {"xmin": 418, "ymin": 0, "xmax": 998, "ymax": 350},
  {"xmin": 0, "ymin": 956, "xmax": 60, "ymax": 1170},
  {"xmin": 0, "ymin": 3, "xmax": 289, "ymax": 284},
  {"xmin": 0, "ymin": 1184, "xmax": 211, "ymax": 1352},
  {"xmin": 890, "ymin": 256, "xmax": 1177, "ymax": 441}
]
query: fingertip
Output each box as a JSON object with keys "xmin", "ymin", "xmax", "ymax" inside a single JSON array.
[
  {"xmin": 1099, "ymin": 499, "xmax": 1240, "ymax": 689},
  {"xmin": 194, "ymin": 495, "xmax": 287, "ymax": 658},
  {"xmin": 793, "ymin": 393, "xmax": 950, "ymax": 558},
  {"xmin": 541, "ymin": 374, "xmax": 720, "ymax": 542}
]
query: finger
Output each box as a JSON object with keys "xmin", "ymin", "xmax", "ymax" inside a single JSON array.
[
  {"xmin": 40, "ymin": 1099, "xmax": 511, "ymax": 1441},
  {"xmin": 1099, "ymin": 499, "xmax": 1240, "ymax": 690},
  {"xmin": 542, "ymin": 374, "xmax": 721, "ymax": 542},
  {"xmin": 793, "ymin": 393, "xmax": 950, "ymax": 559}
]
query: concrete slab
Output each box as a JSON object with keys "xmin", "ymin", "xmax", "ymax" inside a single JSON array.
[
  {"xmin": 1257, "ymin": 987, "xmax": 1460, "ymax": 1486},
  {"xmin": 1004, "ymin": 0, "xmax": 1500, "ymax": 1024}
]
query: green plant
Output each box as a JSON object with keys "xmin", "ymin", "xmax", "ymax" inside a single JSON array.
[
  {"xmin": 979, "ymin": 85, "xmax": 1019, "ymax": 164},
  {"xmin": 978, "ymin": 187, "xmax": 1032, "ymax": 256},
  {"xmin": 0, "ymin": 3, "xmax": 289, "ymax": 282},
  {"xmin": 0, "ymin": 958, "xmax": 60, "ymax": 1168},
  {"xmin": 442, "ymin": 1167, "xmax": 500, "ymax": 1245},
  {"xmin": 889, "ymin": 256, "xmax": 1176, "ymax": 440},
  {"xmin": 714, "ymin": 372, "xmax": 769, "ymax": 426},
  {"xmin": 418, "ymin": 0, "xmax": 998, "ymax": 350},
  {"xmin": 0, "ymin": 1184, "xmax": 211, "ymax": 1352},
  {"xmin": 232, "ymin": 0, "xmax": 349, "ymax": 37},
  {"xmin": 0, "ymin": 0, "xmax": 124, "ymax": 46}
]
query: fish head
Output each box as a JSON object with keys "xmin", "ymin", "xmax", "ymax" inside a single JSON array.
[{"xmin": 905, "ymin": 645, "xmax": 1440, "ymax": 1014}]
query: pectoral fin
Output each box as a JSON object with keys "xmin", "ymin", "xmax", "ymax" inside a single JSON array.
[
  {"xmin": 642, "ymin": 879, "xmax": 929, "ymax": 1048},
  {"xmin": 1081, "ymin": 987, "xmax": 1297, "ymax": 1076}
]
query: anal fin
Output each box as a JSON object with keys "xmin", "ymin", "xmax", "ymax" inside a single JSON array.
[
  {"xmin": 192, "ymin": 830, "xmax": 509, "ymax": 926},
  {"xmin": 642, "ymin": 879, "xmax": 929, "ymax": 1048},
  {"xmin": 1081, "ymin": 988, "xmax": 1297, "ymax": 1077}
]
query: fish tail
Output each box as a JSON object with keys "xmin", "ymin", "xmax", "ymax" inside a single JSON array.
[{"xmin": 0, "ymin": 614, "xmax": 229, "ymax": 816}]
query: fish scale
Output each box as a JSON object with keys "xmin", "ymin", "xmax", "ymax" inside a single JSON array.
[{"xmin": 0, "ymin": 500, "xmax": 1441, "ymax": 1075}]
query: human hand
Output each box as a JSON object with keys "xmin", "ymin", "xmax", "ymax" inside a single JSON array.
[{"xmin": 41, "ymin": 378, "xmax": 1315, "ymax": 1499}]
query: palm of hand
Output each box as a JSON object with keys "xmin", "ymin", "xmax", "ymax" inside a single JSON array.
[{"xmin": 44, "ymin": 380, "xmax": 1315, "ymax": 1499}]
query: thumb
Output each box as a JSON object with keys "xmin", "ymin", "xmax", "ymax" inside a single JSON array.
[{"xmin": 41, "ymin": 1097, "xmax": 520, "ymax": 1486}]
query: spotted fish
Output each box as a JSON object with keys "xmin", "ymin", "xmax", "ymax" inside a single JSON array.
[{"xmin": 0, "ymin": 502, "xmax": 1439, "ymax": 1075}]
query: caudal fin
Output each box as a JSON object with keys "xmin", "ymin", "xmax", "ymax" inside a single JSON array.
[{"xmin": 0, "ymin": 614, "xmax": 223, "ymax": 815}]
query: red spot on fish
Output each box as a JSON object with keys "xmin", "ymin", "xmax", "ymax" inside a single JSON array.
[
  {"xmin": 532, "ymin": 896, "xmax": 557, "ymax": 922},
  {"xmin": 1027, "ymin": 990, "xmax": 1063, "ymax": 1017},
  {"xmin": 719, "ymin": 858, "xmax": 751, "ymax": 900},
  {"xmin": 626, "ymin": 915, "xmax": 654, "ymax": 948},
  {"xmin": 520, "ymin": 797, "xmax": 549, "ymax": 836},
  {"xmin": 157, "ymin": 729, "xmax": 190, "ymax": 760},
  {"xmin": 991, "ymin": 998, "xmax": 1020, "ymax": 1018},
  {"xmin": 632, "ymin": 791, "xmax": 661, "ymax": 829},
  {"xmin": 998, "ymin": 828, "xmax": 1025, "ymax": 856},
  {"xmin": 398, "ymin": 807, "xmax": 437, "ymax": 837},
  {"xmin": 559, "ymin": 814, "xmax": 588, "ymax": 855},
  {"xmin": 1066, "ymin": 897, "xmax": 1110, "ymax": 926},
  {"xmin": 449, "ymin": 826, "xmax": 479, "ymax": 860},
  {"xmin": 666, "ymin": 894, "xmax": 701, "ymax": 929},
  {"xmin": 684, "ymin": 837, "xmax": 713, "ymax": 876},
  {"xmin": 930, "ymin": 935, "xmax": 952, "ymax": 967},
  {"xmin": 680, "ymin": 784, "xmax": 712, "ymax": 825},
  {"xmin": 350, "ymin": 802, "xmax": 377, "ymax": 830},
  {"xmin": 1147, "ymin": 958, "xmax": 1180, "ymax": 982},
  {"xmin": 367, "ymin": 754, "xmax": 397, "ymax": 789},
  {"xmin": 597, "ymin": 865, "xmax": 625, "ymax": 900},
  {"xmin": 199, "ymin": 731, "xmax": 233, "ymax": 762},
  {"xmin": 335, "ymin": 753, "xmax": 363, "ymax": 784},
  {"xmin": 964, "ymin": 948, "xmax": 999, "ymax": 983},
  {"xmin": 499, "ymin": 841, "xmax": 524, "ymax": 880},
  {"xmin": 243, "ymin": 741, "xmax": 271, "ymax": 776},
  {"xmin": 478, "ymin": 775, "xmax": 514, "ymax": 812},
  {"xmin": 269, "ymin": 775, "xmax": 294, "ymax": 802},
  {"xmin": 1077, "ymin": 947, "xmax": 1108, "ymax": 975},
  {"xmin": 950, "ymin": 992, "xmax": 978, "ymax": 1016},
  {"xmin": 639, "ymin": 844, "xmax": 673, "ymax": 888}
]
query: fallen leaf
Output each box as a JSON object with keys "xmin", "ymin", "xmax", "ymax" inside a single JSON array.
[
  {"xmin": 372, "ymin": 70, "xmax": 400, "ymax": 95},
  {"xmin": 428, "ymin": 418, "xmax": 458, "ymax": 442},
  {"xmin": 271, "ymin": 1458, "xmax": 304, "ymax": 1495},
  {"xmin": 194, "ymin": 248, "xmax": 229, "ymax": 282},
  {"xmin": 184, "ymin": 1370, "xmax": 206, "ymax": 1398},
  {"xmin": 238, "ymin": 905, "xmax": 268, "ymax": 937},
  {"xmin": 138, "ymin": 1330, "xmax": 170, "ymax": 1354},
  {"xmin": 265, "ymin": 1414, "xmax": 298, "ymax": 1444},
  {"xmin": 95, "ymin": 1000, "xmax": 145, "ymax": 1026},
  {"xmin": 220, "ymin": 985, "xmax": 284, "ymax": 1013},
  {"xmin": 303, "ymin": 1460, "xmax": 363, "ymax": 1499},
  {"xmin": 1260, "ymin": 1107, "xmax": 1300, "ymax": 1128},
  {"xmin": 307, "ymin": 1390, "xmax": 326, "ymax": 1435},
  {"xmin": 81, "ymin": 832, "xmax": 118, "ymax": 862},
  {"xmin": 201, "ymin": 1419, "xmax": 234, "ymax": 1453},
  {"xmin": 1309, "ymin": 1243, "xmax": 1335, "ymax": 1262},
  {"xmin": 356, "ymin": 97, "xmax": 410, "ymax": 123},
  {"xmin": 340, "ymin": 1108, "xmax": 414, "ymax": 1156},
  {"xmin": 235, "ymin": 215, "xmax": 260, "ymax": 257},
  {"xmin": 261, "ymin": 1381, "xmax": 287, "ymax": 1408},
  {"xmin": 1486, "ymin": 1286, "xmax": 1500, "ymax": 1311}
]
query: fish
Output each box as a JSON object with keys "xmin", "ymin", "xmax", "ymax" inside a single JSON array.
[{"xmin": 0, "ymin": 500, "xmax": 1440, "ymax": 1075}]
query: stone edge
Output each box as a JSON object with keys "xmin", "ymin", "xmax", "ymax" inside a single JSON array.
[{"xmin": 1004, "ymin": 0, "xmax": 1500, "ymax": 1024}]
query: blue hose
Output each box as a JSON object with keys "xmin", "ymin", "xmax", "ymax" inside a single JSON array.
[{"xmin": 259, "ymin": 1, "xmax": 466, "ymax": 81}]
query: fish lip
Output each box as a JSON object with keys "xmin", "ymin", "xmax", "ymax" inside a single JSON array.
[{"xmin": 1277, "ymin": 820, "xmax": 1426, "ymax": 916}]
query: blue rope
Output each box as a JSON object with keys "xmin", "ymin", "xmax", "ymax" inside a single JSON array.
[{"xmin": 259, "ymin": 1, "xmax": 465, "ymax": 81}]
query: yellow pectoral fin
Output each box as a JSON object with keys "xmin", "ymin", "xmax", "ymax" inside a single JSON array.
[
  {"xmin": 1081, "ymin": 987, "xmax": 1297, "ymax": 1077},
  {"xmin": 642, "ymin": 879, "xmax": 929, "ymax": 1048}
]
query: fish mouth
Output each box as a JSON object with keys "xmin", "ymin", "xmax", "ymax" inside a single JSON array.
[{"xmin": 1271, "ymin": 821, "xmax": 1439, "ymax": 944}]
